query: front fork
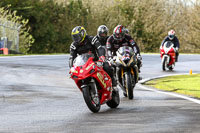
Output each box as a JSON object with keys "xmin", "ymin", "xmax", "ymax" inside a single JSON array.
[
  {"xmin": 90, "ymin": 80, "xmax": 99, "ymax": 105},
  {"xmin": 162, "ymin": 55, "xmax": 170, "ymax": 65},
  {"xmin": 121, "ymin": 67, "xmax": 138, "ymax": 83},
  {"xmin": 81, "ymin": 80, "xmax": 99, "ymax": 105}
]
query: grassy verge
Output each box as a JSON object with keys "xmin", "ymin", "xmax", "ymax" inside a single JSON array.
[
  {"xmin": 0, "ymin": 54, "xmax": 22, "ymax": 56},
  {"xmin": 144, "ymin": 74, "xmax": 200, "ymax": 98}
]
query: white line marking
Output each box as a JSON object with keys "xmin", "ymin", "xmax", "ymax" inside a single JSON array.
[
  {"xmin": 138, "ymin": 84, "xmax": 200, "ymax": 104},
  {"xmin": 138, "ymin": 73, "xmax": 200, "ymax": 105},
  {"xmin": 139, "ymin": 73, "xmax": 198, "ymax": 84}
]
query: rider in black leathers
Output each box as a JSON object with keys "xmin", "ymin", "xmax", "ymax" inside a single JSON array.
[
  {"xmin": 91, "ymin": 25, "xmax": 117, "ymax": 87},
  {"xmin": 160, "ymin": 30, "xmax": 180, "ymax": 62},
  {"xmin": 106, "ymin": 25, "xmax": 142, "ymax": 85},
  {"xmin": 106, "ymin": 25, "xmax": 142, "ymax": 71},
  {"xmin": 91, "ymin": 25, "xmax": 109, "ymax": 54},
  {"xmin": 69, "ymin": 26, "xmax": 116, "ymax": 88},
  {"xmin": 69, "ymin": 26, "xmax": 104, "ymax": 67}
]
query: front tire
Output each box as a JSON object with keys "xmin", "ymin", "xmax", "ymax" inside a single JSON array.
[
  {"xmin": 125, "ymin": 73, "xmax": 134, "ymax": 99},
  {"xmin": 106, "ymin": 90, "xmax": 120, "ymax": 108},
  {"xmin": 82, "ymin": 86, "xmax": 100, "ymax": 113},
  {"xmin": 162, "ymin": 57, "xmax": 167, "ymax": 71}
]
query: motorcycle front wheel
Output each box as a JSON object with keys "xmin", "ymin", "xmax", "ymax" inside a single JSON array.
[
  {"xmin": 125, "ymin": 73, "xmax": 134, "ymax": 99},
  {"xmin": 162, "ymin": 57, "xmax": 167, "ymax": 71},
  {"xmin": 82, "ymin": 86, "xmax": 100, "ymax": 113}
]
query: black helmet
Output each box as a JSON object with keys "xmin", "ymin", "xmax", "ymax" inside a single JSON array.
[
  {"xmin": 97, "ymin": 25, "xmax": 109, "ymax": 41},
  {"xmin": 71, "ymin": 26, "xmax": 86, "ymax": 43},
  {"xmin": 113, "ymin": 25, "xmax": 125, "ymax": 41}
]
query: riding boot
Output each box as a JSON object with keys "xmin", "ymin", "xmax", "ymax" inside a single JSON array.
[
  {"xmin": 175, "ymin": 55, "xmax": 178, "ymax": 62},
  {"xmin": 175, "ymin": 52, "xmax": 179, "ymax": 62},
  {"xmin": 136, "ymin": 65, "xmax": 142, "ymax": 81},
  {"xmin": 138, "ymin": 75, "xmax": 142, "ymax": 81}
]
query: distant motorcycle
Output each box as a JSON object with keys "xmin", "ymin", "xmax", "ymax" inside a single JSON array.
[
  {"xmin": 160, "ymin": 41, "xmax": 176, "ymax": 71},
  {"xmin": 70, "ymin": 53, "xmax": 120, "ymax": 113},
  {"xmin": 115, "ymin": 46, "xmax": 139, "ymax": 99}
]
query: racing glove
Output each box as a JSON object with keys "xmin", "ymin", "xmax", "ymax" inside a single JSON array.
[
  {"xmin": 99, "ymin": 56, "xmax": 105, "ymax": 62},
  {"xmin": 137, "ymin": 54, "xmax": 142, "ymax": 61}
]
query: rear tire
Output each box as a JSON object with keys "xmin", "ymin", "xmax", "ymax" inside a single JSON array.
[
  {"xmin": 169, "ymin": 66, "xmax": 173, "ymax": 70},
  {"xmin": 106, "ymin": 90, "xmax": 120, "ymax": 108},
  {"xmin": 169, "ymin": 63, "xmax": 175, "ymax": 70},
  {"xmin": 82, "ymin": 86, "xmax": 100, "ymax": 113}
]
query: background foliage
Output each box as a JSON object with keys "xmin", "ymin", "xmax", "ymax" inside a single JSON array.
[
  {"xmin": 0, "ymin": 0, "xmax": 200, "ymax": 53},
  {"xmin": 0, "ymin": 6, "xmax": 34, "ymax": 53}
]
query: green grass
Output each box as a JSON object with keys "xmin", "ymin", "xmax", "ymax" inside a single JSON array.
[
  {"xmin": 0, "ymin": 54, "xmax": 22, "ymax": 56},
  {"xmin": 144, "ymin": 74, "xmax": 200, "ymax": 98}
]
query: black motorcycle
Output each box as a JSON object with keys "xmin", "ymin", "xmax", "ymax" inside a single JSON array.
[{"xmin": 115, "ymin": 46, "xmax": 139, "ymax": 99}]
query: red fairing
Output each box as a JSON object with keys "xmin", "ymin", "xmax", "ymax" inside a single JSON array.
[
  {"xmin": 160, "ymin": 45, "xmax": 176, "ymax": 66},
  {"xmin": 70, "ymin": 57, "xmax": 112, "ymax": 104},
  {"xmin": 160, "ymin": 46, "xmax": 165, "ymax": 58},
  {"xmin": 168, "ymin": 48, "xmax": 176, "ymax": 65}
]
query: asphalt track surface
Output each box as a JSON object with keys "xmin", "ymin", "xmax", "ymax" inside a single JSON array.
[{"xmin": 0, "ymin": 54, "xmax": 200, "ymax": 133}]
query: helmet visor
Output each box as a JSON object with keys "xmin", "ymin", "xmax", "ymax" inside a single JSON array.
[
  {"xmin": 169, "ymin": 35, "xmax": 174, "ymax": 39},
  {"xmin": 100, "ymin": 33, "xmax": 106, "ymax": 37},
  {"xmin": 114, "ymin": 33, "xmax": 123, "ymax": 40},
  {"xmin": 72, "ymin": 34, "xmax": 82, "ymax": 42},
  {"xmin": 99, "ymin": 33, "xmax": 106, "ymax": 40}
]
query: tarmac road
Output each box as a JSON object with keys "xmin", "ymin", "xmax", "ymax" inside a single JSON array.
[{"xmin": 0, "ymin": 54, "xmax": 200, "ymax": 133}]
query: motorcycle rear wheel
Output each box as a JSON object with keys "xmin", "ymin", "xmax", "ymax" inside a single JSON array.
[
  {"xmin": 169, "ymin": 64, "xmax": 175, "ymax": 70},
  {"xmin": 169, "ymin": 66, "xmax": 173, "ymax": 70},
  {"xmin": 82, "ymin": 86, "xmax": 100, "ymax": 113},
  {"xmin": 106, "ymin": 90, "xmax": 120, "ymax": 108}
]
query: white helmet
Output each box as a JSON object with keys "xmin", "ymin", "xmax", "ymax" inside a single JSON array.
[{"xmin": 168, "ymin": 30, "xmax": 175, "ymax": 40}]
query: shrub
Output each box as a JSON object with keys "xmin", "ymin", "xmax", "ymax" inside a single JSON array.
[{"xmin": 0, "ymin": 5, "xmax": 34, "ymax": 54}]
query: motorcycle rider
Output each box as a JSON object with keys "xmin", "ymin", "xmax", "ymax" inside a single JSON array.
[
  {"xmin": 69, "ymin": 26, "xmax": 117, "ymax": 89},
  {"xmin": 160, "ymin": 29, "xmax": 180, "ymax": 62},
  {"xmin": 106, "ymin": 25, "xmax": 142, "ymax": 82},
  {"xmin": 106, "ymin": 25, "xmax": 142, "ymax": 70},
  {"xmin": 91, "ymin": 25, "xmax": 109, "ymax": 55},
  {"xmin": 91, "ymin": 25, "xmax": 117, "ymax": 88},
  {"xmin": 123, "ymin": 27, "xmax": 142, "ymax": 71}
]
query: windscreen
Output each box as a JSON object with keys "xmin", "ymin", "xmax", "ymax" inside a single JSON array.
[
  {"xmin": 73, "ymin": 53, "xmax": 94, "ymax": 66},
  {"xmin": 117, "ymin": 46, "xmax": 134, "ymax": 56},
  {"xmin": 164, "ymin": 41, "xmax": 173, "ymax": 48}
]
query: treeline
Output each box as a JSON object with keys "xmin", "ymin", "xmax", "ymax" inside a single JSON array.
[
  {"xmin": 0, "ymin": 0, "xmax": 200, "ymax": 53},
  {"xmin": 0, "ymin": 0, "xmax": 90, "ymax": 53}
]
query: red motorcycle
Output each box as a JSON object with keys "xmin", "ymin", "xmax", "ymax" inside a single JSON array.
[
  {"xmin": 70, "ymin": 53, "xmax": 120, "ymax": 113},
  {"xmin": 160, "ymin": 41, "xmax": 176, "ymax": 71}
]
